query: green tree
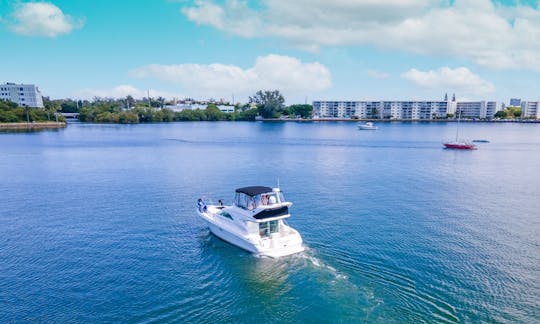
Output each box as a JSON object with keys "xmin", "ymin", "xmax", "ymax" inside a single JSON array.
[
  {"xmin": 288, "ymin": 104, "xmax": 313, "ymax": 118},
  {"xmin": 0, "ymin": 110, "xmax": 19, "ymax": 122},
  {"xmin": 60, "ymin": 100, "xmax": 79, "ymax": 113},
  {"xmin": 205, "ymin": 104, "xmax": 224, "ymax": 121},
  {"xmin": 0, "ymin": 99, "xmax": 17, "ymax": 109},
  {"xmin": 0, "ymin": 100, "xmax": 20, "ymax": 122},
  {"xmin": 236, "ymin": 108, "xmax": 258, "ymax": 121},
  {"xmin": 249, "ymin": 90, "xmax": 285, "ymax": 118},
  {"xmin": 161, "ymin": 108, "xmax": 175, "ymax": 122},
  {"xmin": 96, "ymin": 111, "xmax": 119, "ymax": 123},
  {"xmin": 494, "ymin": 111, "xmax": 507, "ymax": 118},
  {"xmin": 118, "ymin": 111, "xmax": 139, "ymax": 123},
  {"xmin": 44, "ymin": 99, "xmax": 61, "ymax": 121},
  {"xmin": 78, "ymin": 107, "xmax": 97, "ymax": 122},
  {"xmin": 125, "ymin": 95, "xmax": 135, "ymax": 109}
]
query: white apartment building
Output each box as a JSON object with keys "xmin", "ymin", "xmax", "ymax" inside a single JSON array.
[
  {"xmin": 314, "ymin": 100, "xmax": 502, "ymax": 120},
  {"xmin": 486, "ymin": 102, "xmax": 500, "ymax": 118},
  {"xmin": 0, "ymin": 83, "xmax": 44, "ymax": 108},
  {"xmin": 521, "ymin": 101, "xmax": 540, "ymax": 119},
  {"xmin": 456, "ymin": 101, "xmax": 501, "ymax": 119},
  {"xmin": 313, "ymin": 101, "xmax": 451, "ymax": 120}
]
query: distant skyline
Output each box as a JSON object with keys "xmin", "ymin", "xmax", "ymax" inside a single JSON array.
[{"xmin": 1, "ymin": 0, "xmax": 540, "ymax": 104}]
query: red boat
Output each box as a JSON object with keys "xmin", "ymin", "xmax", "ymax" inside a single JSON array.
[
  {"xmin": 444, "ymin": 107, "xmax": 477, "ymax": 150},
  {"xmin": 443, "ymin": 141, "xmax": 477, "ymax": 150}
]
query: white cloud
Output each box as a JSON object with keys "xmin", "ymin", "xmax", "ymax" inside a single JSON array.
[
  {"xmin": 181, "ymin": 0, "xmax": 540, "ymax": 71},
  {"xmin": 75, "ymin": 85, "xmax": 185, "ymax": 100},
  {"xmin": 8, "ymin": 2, "xmax": 83, "ymax": 37},
  {"xmin": 367, "ymin": 69, "xmax": 390, "ymax": 79},
  {"xmin": 401, "ymin": 67, "xmax": 495, "ymax": 95},
  {"xmin": 129, "ymin": 54, "xmax": 332, "ymax": 99}
]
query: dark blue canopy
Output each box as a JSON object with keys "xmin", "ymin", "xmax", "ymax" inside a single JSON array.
[{"xmin": 235, "ymin": 186, "xmax": 273, "ymax": 196}]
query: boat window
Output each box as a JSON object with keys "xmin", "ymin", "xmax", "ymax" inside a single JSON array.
[
  {"xmin": 278, "ymin": 192, "xmax": 285, "ymax": 203},
  {"xmin": 234, "ymin": 193, "xmax": 243, "ymax": 208},
  {"xmin": 247, "ymin": 196, "xmax": 256, "ymax": 210},
  {"xmin": 259, "ymin": 220, "xmax": 279, "ymax": 237},
  {"xmin": 258, "ymin": 194, "xmax": 271, "ymax": 206},
  {"xmin": 269, "ymin": 220, "xmax": 279, "ymax": 233},
  {"xmin": 219, "ymin": 212, "xmax": 233, "ymax": 220},
  {"xmin": 259, "ymin": 222, "xmax": 269, "ymax": 237},
  {"xmin": 234, "ymin": 192, "xmax": 254, "ymax": 210}
]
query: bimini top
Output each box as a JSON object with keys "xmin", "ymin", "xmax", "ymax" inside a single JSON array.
[{"xmin": 235, "ymin": 186, "xmax": 273, "ymax": 196}]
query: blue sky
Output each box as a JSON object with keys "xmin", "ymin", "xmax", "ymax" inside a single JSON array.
[{"xmin": 1, "ymin": 0, "xmax": 539, "ymax": 104}]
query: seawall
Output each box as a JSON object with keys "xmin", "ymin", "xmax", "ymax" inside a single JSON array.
[{"xmin": 0, "ymin": 122, "xmax": 67, "ymax": 130}]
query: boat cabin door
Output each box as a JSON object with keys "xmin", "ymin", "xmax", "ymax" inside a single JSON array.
[{"xmin": 259, "ymin": 220, "xmax": 279, "ymax": 238}]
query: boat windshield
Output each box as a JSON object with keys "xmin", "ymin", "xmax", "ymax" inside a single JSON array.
[{"xmin": 234, "ymin": 191, "xmax": 286, "ymax": 210}]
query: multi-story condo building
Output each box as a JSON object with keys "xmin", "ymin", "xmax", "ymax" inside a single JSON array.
[
  {"xmin": 0, "ymin": 83, "xmax": 44, "ymax": 108},
  {"xmin": 486, "ymin": 102, "xmax": 500, "ymax": 118},
  {"xmin": 456, "ymin": 101, "xmax": 500, "ymax": 119},
  {"xmin": 314, "ymin": 100, "xmax": 452, "ymax": 120},
  {"xmin": 521, "ymin": 101, "xmax": 540, "ymax": 119},
  {"xmin": 314, "ymin": 99, "xmax": 502, "ymax": 120}
]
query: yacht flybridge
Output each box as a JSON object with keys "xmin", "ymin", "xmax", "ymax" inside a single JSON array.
[{"xmin": 197, "ymin": 186, "xmax": 304, "ymax": 258}]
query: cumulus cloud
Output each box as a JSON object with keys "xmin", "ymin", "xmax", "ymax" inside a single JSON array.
[
  {"xmin": 401, "ymin": 67, "xmax": 495, "ymax": 95},
  {"xmin": 181, "ymin": 0, "xmax": 540, "ymax": 71},
  {"xmin": 76, "ymin": 85, "xmax": 185, "ymax": 100},
  {"xmin": 129, "ymin": 54, "xmax": 332, "ymax": 99},
  {"xmin": 8, "ymin": 2, "xmax": 83, "ymax": 37}
]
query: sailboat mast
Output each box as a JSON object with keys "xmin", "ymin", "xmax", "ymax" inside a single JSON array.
[{"xmin": 456, "ymin": 106, "xmax": 461, "ymax": 142}]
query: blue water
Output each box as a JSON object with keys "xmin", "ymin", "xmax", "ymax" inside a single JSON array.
[{"xmin": 1, "ymin": 122, "xmax": 539, "ymax": 322}]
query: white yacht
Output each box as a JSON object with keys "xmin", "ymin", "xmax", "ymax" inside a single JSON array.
[
  {"xmin": 196, "ymin": 186, "xmax": 304, "ymax": 258},
  {"xmin": 358, "ymin": 122, "xmax": 378, "ymax": 130}
]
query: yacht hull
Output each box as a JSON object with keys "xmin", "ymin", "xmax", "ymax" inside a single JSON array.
[{"xmin": 206, "ymin": 219, "xmax": 259, "ymax": 254}]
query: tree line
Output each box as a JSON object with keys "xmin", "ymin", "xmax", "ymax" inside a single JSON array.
[
  {"xmin": 77, "ymin": 104, "xmax": 260, "ymax": 123},
  {"xmin": 48, "ymin": 90, "xmax": 313, "ymax": 124},
  {"xmin": 0, "ymin": 99, "xmax": 66, "ymax": 123}
]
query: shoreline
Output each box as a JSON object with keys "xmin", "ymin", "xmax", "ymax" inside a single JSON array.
[
  {"xmin": 0, "ymin": 122, "xmax": 67, "ymax": 130},
  {"xmin": 262, "ymin": 118, "xmax": 540, "ymax": 123},
  {"xmin": 3, "ymin": 120, "xmax": 537, "ymax": 128}
]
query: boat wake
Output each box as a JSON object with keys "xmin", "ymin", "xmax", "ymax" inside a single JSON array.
[
  {"xmin": 326, "ymin": 247, "xmax": 460, "ymax": 323},
  {"xmin": 290, "ymin": 247, "xmax": 349, "ymax": 281},
  {"xmin": 194, "ymin": 230, "xmax": 459, "ymax": 322}
]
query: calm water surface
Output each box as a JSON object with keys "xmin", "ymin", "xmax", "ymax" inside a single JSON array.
[{"xmin": 1, "ymin": 122, "xmax": 539, "ymax": 322}]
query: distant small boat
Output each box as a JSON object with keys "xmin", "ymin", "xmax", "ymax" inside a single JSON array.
[
  {"xmin": 444, "ymin": 141, "xmax": 477, "ymax": 150},
  {"xmin": 358, "ymin": 122, "xmax": 378, "ymax": 130},
  {"xmin": 472, "ymin": 139, "xmax": 490, "ymax": 143}
]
